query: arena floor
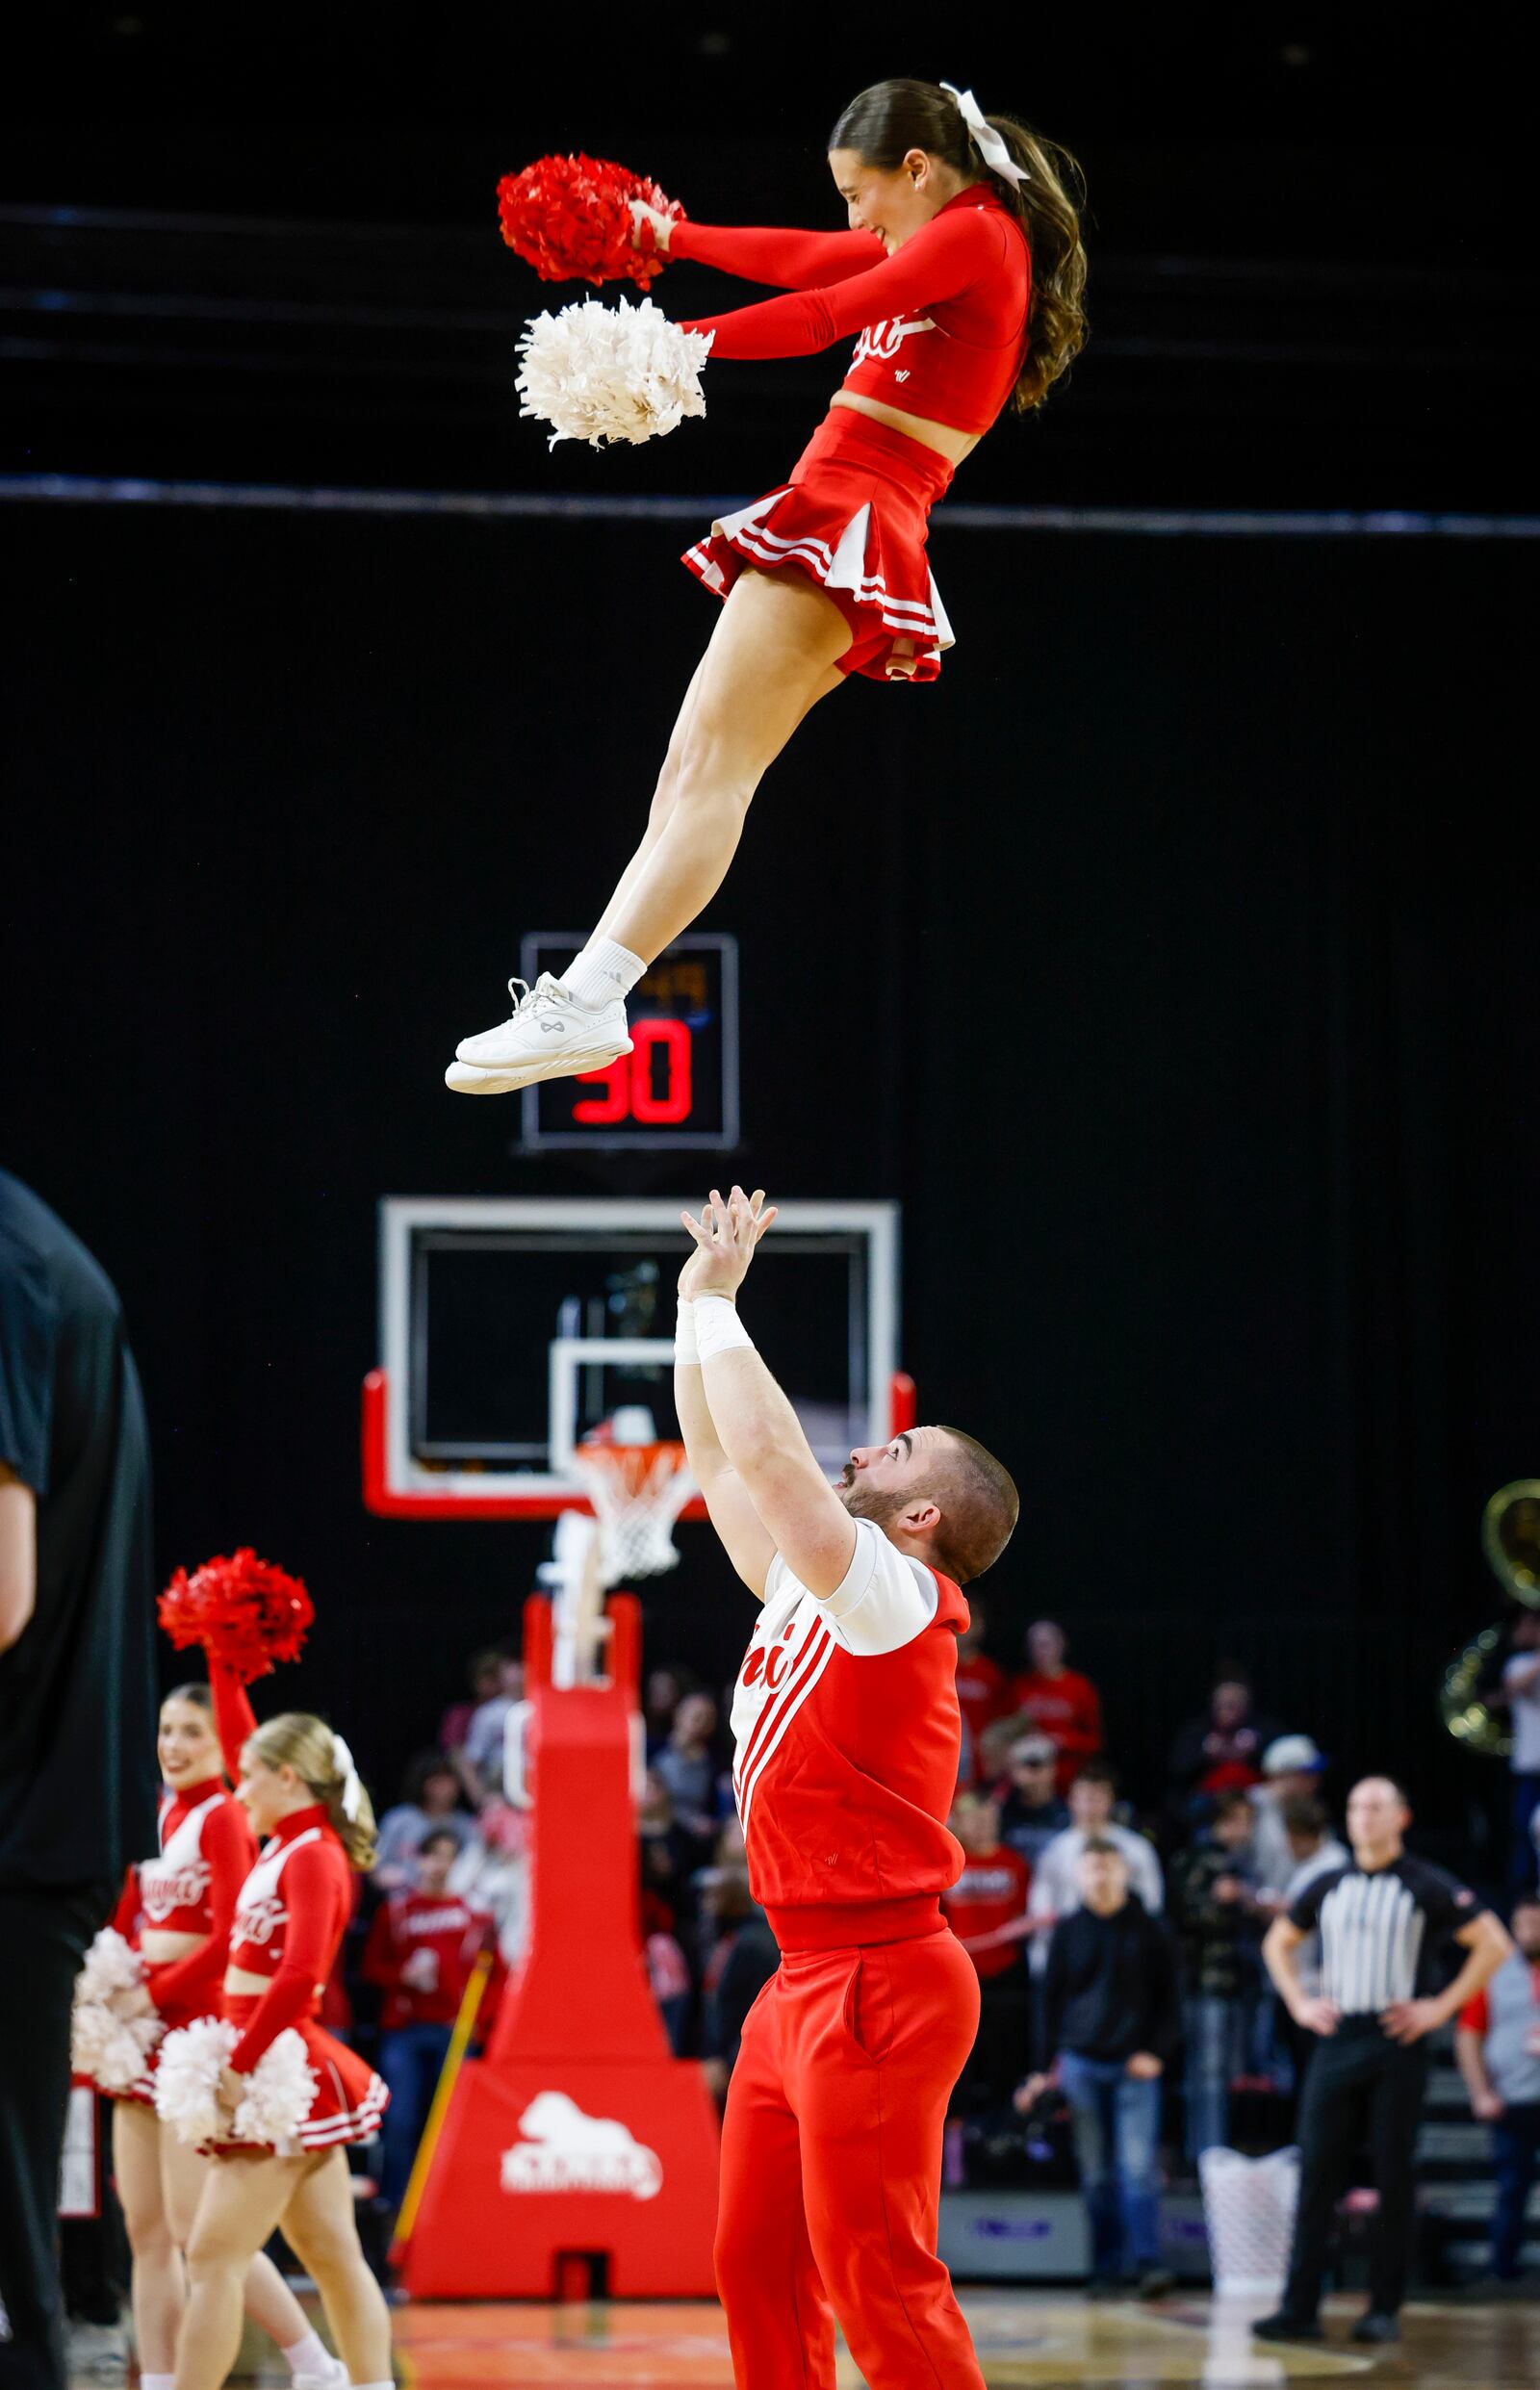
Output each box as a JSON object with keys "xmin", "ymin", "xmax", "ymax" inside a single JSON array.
[{"xmin": 181, "ymin": 2288, "xmax": 1540, "ymax": 2390}]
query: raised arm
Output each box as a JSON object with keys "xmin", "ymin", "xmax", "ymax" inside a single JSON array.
[
  {"xmin": 675, "ymin": 1206, "xmax": 777, "ymax": 1599},
  {"xmin": 208, "ymin": 1656, "xmax": 258, "ymax": 1783},
  {"xmin": 680, "ymin": 1189, "xmax": 857, "ymax": 1601},
  {"xmin": 678, "ymin": 206, "xmax": 1015, "ymax": 362}
]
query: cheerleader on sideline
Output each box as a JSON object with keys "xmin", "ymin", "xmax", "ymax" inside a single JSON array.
[
  {"xmin": 173, "ymin": 1715, "xmax": 391, "ymax": 2390},
  {"xmin": 101, "ymin": 1681, "xmax": 344, "ymax": 2390},
  {"xmin": 450, "ymin": 76, "xmax": 1086, "ymax": 1094}
]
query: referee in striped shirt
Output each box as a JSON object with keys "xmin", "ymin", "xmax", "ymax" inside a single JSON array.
[{"xmin": 1253, "ymin": 1776, "xmax": 1510, "ymax": 2347}]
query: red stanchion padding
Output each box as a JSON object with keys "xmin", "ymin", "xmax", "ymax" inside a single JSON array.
[{"xmin": 403, "ymin": 1606, "xmax": 719, "ymax": 2298}]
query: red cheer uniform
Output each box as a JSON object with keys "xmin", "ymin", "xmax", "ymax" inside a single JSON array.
[
  {"xmin": 105, "ymin": 1777, "xmax": 257, "ymax": 2105},
  {"xmin": 361, "ymin": 1889, "xmax": 502, "ymax": 2033},
  {"xmin": 1009, "ymin": 1666, "xmax": 1103, "ymax": 1792},
  {"xmin": 717, "ymin": 1518, "xmax": 987, "ymax": 2390},
  {"xmin": 941, "ymin": 1846, "xmax": 1032, "ymax": 1980},
  {"xmin": 221, "ymin": 1804, "xmax": 387, "ymax": 2153},
  {"xmin": 674, "ymin": 187, "xmax": 1030, "ymax": 687}
]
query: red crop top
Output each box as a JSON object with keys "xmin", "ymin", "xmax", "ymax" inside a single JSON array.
[
  {"xmin": 225, "ymin": 1804, "xmax": 353, "ymax": 2071},
  {"xmin": 673, "ymin": 185, "xmax": 1031, "ymax": 436}
]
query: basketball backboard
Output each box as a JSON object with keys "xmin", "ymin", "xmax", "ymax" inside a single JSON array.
[{"xmin": 362, "ymin": 1197, "xmax": 911, "ymax": 1521}]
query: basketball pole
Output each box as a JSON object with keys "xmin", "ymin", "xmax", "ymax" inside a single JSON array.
[{"xmin": 388, "ymin": 1947, "xmax": 495, "ymax": 2268}]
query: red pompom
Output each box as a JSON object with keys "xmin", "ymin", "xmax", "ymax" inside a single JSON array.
[
  {"xmin": 496, "ymin": 152, "xmax": 684, "ymax": 290},
  {"xmin": 158, "ymin": 1550, "xmax": 314, "ymax": 1684}
]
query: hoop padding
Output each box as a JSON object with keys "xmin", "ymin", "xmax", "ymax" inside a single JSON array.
[{"xmin": 571, "ymin": 1441, "xmax": 696, "ymax": 1586}]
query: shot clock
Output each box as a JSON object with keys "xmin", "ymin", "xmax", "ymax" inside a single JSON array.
[{"xmin": 517, "ymin": 932, "xmax": 739, "ymax": 1152}]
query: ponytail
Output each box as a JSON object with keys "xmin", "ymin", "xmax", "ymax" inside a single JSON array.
[
  {"xmin": 245, "ymin": 1711, "xmax": 379, "ymax": 1870},
  {"xmin": 828, "ymin": 78, "xmax": 1089, "ymax": 413}
]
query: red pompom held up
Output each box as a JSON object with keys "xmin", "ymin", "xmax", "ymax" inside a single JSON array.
[
  {"xmin": 496, "ymin": 152, "xmax": 684, "ymax": 290},
  {"xmin": 158, "ymin": 1549, "xmax": 315, "ymax": 1685}
]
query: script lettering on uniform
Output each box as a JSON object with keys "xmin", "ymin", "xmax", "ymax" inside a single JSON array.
[
  {"xmin": 853, "ymin": 316, "xmax": 937, "ymax": 368},
  {"xmin": 233, "ymin": 1892, "xmax": 287, "ymax": 1946},
  {"xmin": 141, "ymin": 1859, "xmax": 212, "ymax": 1919}
]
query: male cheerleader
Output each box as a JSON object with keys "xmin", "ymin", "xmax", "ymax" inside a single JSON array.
[{"xmin": 676, "ymin": 1187, "xmax": 1017, "ymax": 2390}]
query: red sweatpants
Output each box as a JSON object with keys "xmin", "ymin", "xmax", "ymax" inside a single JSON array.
[{"xmin": 715, "ymin": 1925, "xmax": 986, "ymax": 2389}]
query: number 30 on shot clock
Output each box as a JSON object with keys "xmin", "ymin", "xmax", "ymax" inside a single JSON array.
[{"xmin": 517, "ymin": 932, "xmax": 739, "ymax": 1152}]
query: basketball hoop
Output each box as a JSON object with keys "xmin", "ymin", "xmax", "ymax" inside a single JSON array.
[{"xmin": 571, "ymin": 1435, "xmax": 696, "ymax": 1588}]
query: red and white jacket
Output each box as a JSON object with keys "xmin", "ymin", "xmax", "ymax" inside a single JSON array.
[
  {"xmin": 731, "ymin": 1518, "xmax": 969, "ymax": 1949},
  {"xmin": 224, "ymin": 1804, "xmax": 353, "ymax": 2073}
]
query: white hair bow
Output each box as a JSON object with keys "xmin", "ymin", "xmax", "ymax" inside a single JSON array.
[
  {"xmin": 941, "ymin": 84, "xmax": 1031, "ymax": 189},
  {"xmin": 330, "ymin": 1732, "xmax": 363, "ymax": 1823}
]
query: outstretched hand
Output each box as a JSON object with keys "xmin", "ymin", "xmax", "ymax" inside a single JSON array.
[
  {"xmin": 680, "ymin": 1186, "xmax": 777, "ymax": 1300},
  {"xmin": 629, "ymin": 198, "xmax": 675, "ymax": 257}
]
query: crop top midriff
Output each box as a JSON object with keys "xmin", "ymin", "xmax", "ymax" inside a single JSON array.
[{"xmin": 672, "ymin": 185, "xmax": 1031, "ymax": 437}]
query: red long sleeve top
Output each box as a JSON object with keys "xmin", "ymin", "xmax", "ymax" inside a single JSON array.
[
  {"xmin": 672, "ymin": 185, "xmax": 1030, "ymax": 435},
  {"xmin": 361, "ymin": 1889, "xmax": 502, "ymax": 2031},
  {"xmin": 225, "ymin": 1803, "xmax": 353, "ymax": 2072},
  {"xmin": 1009, "ymin": 1667, "xmax": 1103, "ymax": 1793}
]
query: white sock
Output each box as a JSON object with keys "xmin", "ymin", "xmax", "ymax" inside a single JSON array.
[
  {"xmin": 560, "ymin": 937, "xmax": 646, "ymax": 1011},
  {"xmin": 141, "ymin": 2376, "xmax": 175, "ymax": 2390},
  {"xmin": 282, "ymin": 2333, "xmax": 332, "ymax": 2375}
]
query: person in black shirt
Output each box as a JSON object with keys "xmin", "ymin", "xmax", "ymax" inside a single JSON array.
[
  {"xmin": 1015, "ymin": 1837, "xmax": 1181, "ymax": 2299},
  {"xmin": 0, "ymin": 1173, "xmax": 157, "ymax": 2390},
  {"xmin": 1254, "ymin": 1775, "xmax": 1511, "ymax": 2348}
]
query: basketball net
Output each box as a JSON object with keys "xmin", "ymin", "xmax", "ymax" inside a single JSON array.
[{"xmin": 571, "ymin": 1432, "xmax": 696, "ymax": 1592}]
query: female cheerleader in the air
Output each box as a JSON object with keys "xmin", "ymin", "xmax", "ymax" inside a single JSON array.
[
  {"xmin": 90, "ymin": 1681, "xmax": 344, "ymax": 2390},
  {"xmin": 172, "ymin": 1713, "xmax": 392, "ymax": 2390},
  {"xmin": 449, "ymin": 76, "xmax": 1087, "ymax": 1092}
]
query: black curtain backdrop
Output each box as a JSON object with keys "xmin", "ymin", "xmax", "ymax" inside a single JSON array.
[{"xmin": 5, "ymin": 496, "xmax": 1533, "ymax": 1845}]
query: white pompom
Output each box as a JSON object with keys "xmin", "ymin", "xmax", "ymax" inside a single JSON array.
[
  {"xmin": 516, "ymin": 296, "xmax": 713, "ymax": 450},
  {"xmin": 153, "ymin": 2017, "xmax": 238, "ymax": 2146},
  {"xmin": 232, "ymin": 2029, "xmax": 319, "ymax": 2151},
  {"xmin": 72, "ymin": 1999, "xmax": 158, "ymax": 2094},
  {"xmin": 72, "ymin": 1930, "xmax": 163, "ymax": 2092},
  {"xmin": 76, "ymin": 1927, "xmax": 144, "ymax": 2008}
]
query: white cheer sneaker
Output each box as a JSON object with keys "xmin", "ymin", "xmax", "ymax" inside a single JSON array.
[{"xmin": 449, "ymin": 973, "xmax": 631, "ymax": 1093}]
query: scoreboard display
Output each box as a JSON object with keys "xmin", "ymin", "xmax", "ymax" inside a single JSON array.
[{"xmin": 517, "ymin": 932, "xmax": 739, "ymax": 1152}]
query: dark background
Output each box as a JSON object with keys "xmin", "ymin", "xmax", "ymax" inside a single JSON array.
[{"xmin": 4, "ymin": 11, "xmax": 1535, "ymax": 1847}]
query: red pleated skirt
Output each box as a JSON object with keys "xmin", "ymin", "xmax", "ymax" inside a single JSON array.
[
  {"xmin": 682, "ymin": 408, "xmax": 957, "ymax": 683},
  {"xmin": 209, "ymin": 1992, "xmax": 389, "ymax": 2157}
]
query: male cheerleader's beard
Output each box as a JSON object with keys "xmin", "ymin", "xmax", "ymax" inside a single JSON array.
[{"xmin": 836, "ymin": 1477, "xmax": 912, "ymax": 1531}]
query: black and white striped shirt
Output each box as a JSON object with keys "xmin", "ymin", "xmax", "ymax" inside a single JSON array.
[{"xmin": 1289, "ymin": 1853, "xmax": 1483, "ymax": 2014}]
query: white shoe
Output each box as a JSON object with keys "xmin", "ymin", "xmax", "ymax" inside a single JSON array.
[
  {"xmin": 292, "ymin": 2359, "xmax": 349, "ymax": 2390},
  {"xmin": 445, "ymin": 1056, "xmax": 527, "ymax": 1095},
  {"xmin": 452, "ymin": 974, "xmax": 631, "ymax": 1091},
  {"xmin": 65, "ymin": 2320, "xmax": 129, "ymax": 2377}
]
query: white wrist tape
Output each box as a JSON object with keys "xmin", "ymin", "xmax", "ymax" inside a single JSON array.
[
  {"xmin": 695, "ymin": 1295, "xmax": 755, "ymax": 1362},
  {"xmin": 674, "ymin": 1298, "xmax": 699, "ymax": 1365}
]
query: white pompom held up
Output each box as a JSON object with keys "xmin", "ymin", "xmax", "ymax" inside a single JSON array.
[
  {"xmin": 154, "ymin": 2017, "xmax": 319, "ymax": 2149},
  {"xmin": 516, "ymin": 296, "xmax": 713, "ymax": 450},
  {"xmin": 72, "ymin": 1929, "xmax": 164, "ymax": 2094}
]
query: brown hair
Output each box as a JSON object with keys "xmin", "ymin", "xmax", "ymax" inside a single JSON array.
[
  {"xmin": 927, "ymin": 1427, "xmax": 1020, "ymax": 1582},
  {"xmin": 1281, "ymin": 1792, "xmax": 1328, "ymax": 1837},
  {"xmin": 1081, "ymin": 1835, "xmax": 1123, "ymax": 1861},
  {"xmin": 245, "ymin": 1711, "xmax": 378, "ymax": 1870},
  {"xmin": 827, "ymin": 78, "xmax": 1088, "ymax": 413},
  {"xmin": 164, "ymin": 1680, "xmax": 215, "ymax": 1713}
]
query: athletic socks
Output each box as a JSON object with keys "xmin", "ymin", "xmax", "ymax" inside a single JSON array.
[
  {"xmin": 141, "ymin": 2376, "xmax": 175, "ymax": 2390},
  {"xmin": 281, "ymin": 2334, "xmax": 332, "ymax": 2377},
  {"xmin": 560, "ymin": 937, "xmax": 646, "ymax": 1012}
]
